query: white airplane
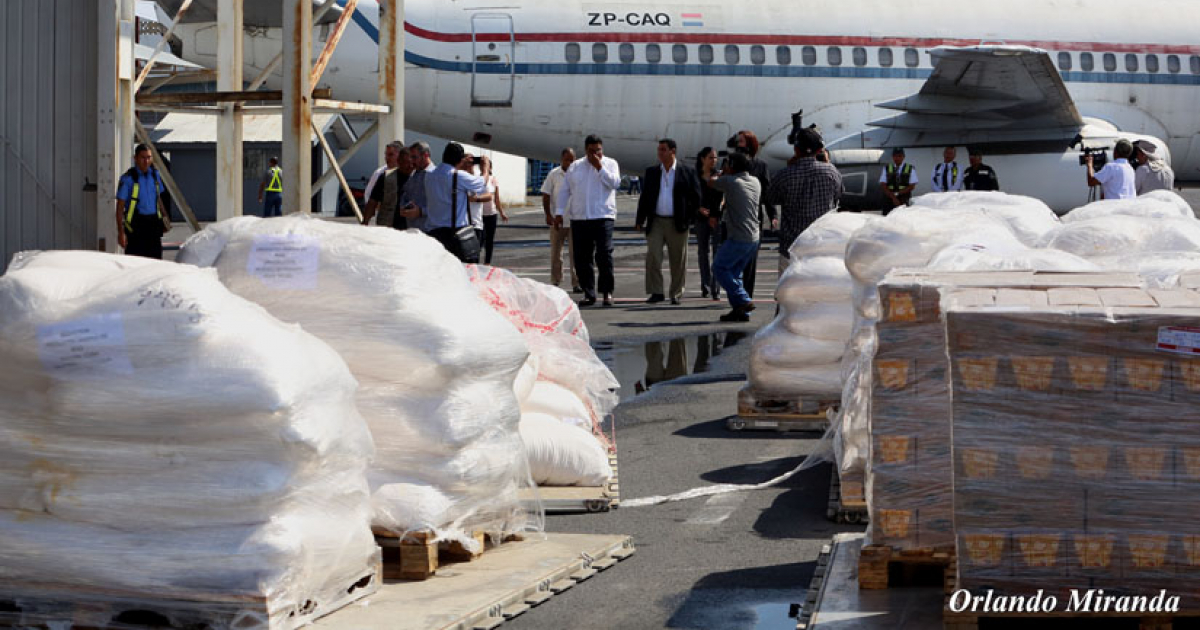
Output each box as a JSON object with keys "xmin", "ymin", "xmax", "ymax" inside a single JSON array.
[{"xmin": 158, "ymin": 0, "xmax": 1200, "ymax": 212}]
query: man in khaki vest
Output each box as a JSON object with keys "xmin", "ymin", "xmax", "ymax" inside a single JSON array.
[{"xmin": 363, "ymin": 144, "xmax": 414, "ymax": 228}]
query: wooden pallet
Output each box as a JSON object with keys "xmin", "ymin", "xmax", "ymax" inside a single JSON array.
[
  {"xmin": 857, "ymin": 543, "xmax": 955, "ymax": 591},
  {"xmin": 373, "ymin": 529, "xmax": 524, "ymax": 581},
  {"xmin": 522, "ymin": 451, "xmax": 620, "ymax": 514},
  {"xmin": 731, "ymin": 386, "xmax": 838, "ymax": 432},
  {"xmin": 0, "ymin": 550, "xmax": 381, "ymax": 630},
  {"xmin": 826, "ymin": 469, "xmax": 869, "ymax": 524}
]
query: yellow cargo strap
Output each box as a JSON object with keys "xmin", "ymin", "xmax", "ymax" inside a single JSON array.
[{"xmin": 266, "ymin": 166, "xmax": 283, "ymax": 192}]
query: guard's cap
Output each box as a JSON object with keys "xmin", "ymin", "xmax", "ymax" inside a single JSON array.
[
  {"xmin": 968, "ymin": 146, "xmax": 984, "ymax": 156},
  {"xmin": 892, "ymin": 147, "xmax": 905, "ymax": 156}
]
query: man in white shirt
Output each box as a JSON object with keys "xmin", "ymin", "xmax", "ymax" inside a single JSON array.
[
  {"xmin": 931, "ymin": 146, "xmax": 963, "ymax": 193},
  {"xmin": 1086, "ymin": 139, "xmax": 1137, "ymax": 200},
  {"xmin": 541, "ymin": 148, "xmax": 580, "ymax": 292},
  {"xmin": 635, "ymin": 138, "xmax": 701, "ymax": 304},
  {"xmin": 555, "ymin": 135, "xmax": 622, "ymax": 307}
]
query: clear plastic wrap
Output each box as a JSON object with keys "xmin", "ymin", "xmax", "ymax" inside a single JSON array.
[
  {"xmin": 0, "ymin": 252, "xmax": 377, "ymax": 623},
  {"xmin": 464, "ymin": 265, "xmax": 617, "ymax": 486},
  {"xmin": 1060, "ymin": 190, "xmax": 1195, "ymax": 224},
  {"xmin": 909, "ymin": 191, "xmax": 1062, "ymax": 246},
  {"xmin": 1043, "ymin": 215, "xmax": 1200, "ymax": 258},
  {"xmin": 867, "ymin": 271, "xmax": 1144, "ymax": 551},
  {"xmin": 177, "ymin": 216, "xmax": 539, "ymax": 547},
  {"xmin": 944, "ymin": 285, "xmax": 1200, "ymax": 606}
]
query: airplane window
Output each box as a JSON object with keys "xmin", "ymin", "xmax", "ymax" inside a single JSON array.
[
  {"xmin": 802, "ymin": 46, "xmax": 817, "ymax": 66},
  {"xmin": 1057, "ymin": 52, "xmax": 1072, "ymax": 71},
  {"xmin": 619, "ymin": 43, "xmax": 635, "ymax": 64},
  {"xmin": 725, "ymin": 45, "xmax": 740, "ymax": 65},
  {"xmin": 1103, "ymin": 53, "xmax": 1117, "ymax": 72},
  {"xmin": 1168, "ymin": 54, "xmax": 1181, "ymax": 73},
  {"xmin": 565, "ymin": 43, "xmax": 581, "ymax": 63},
  {"xmin": 776, "ymin": 46, "xmax": 792, "ymax": 66},
  {"xmin": 904, "ymin": 48, "xmax": 919, "ymax": 67},
  {"xmin": 827, "ymin": 47, "xmax": 842, "ymax": 66},
  {"xmin": 1080, "ymin": 52, "xmax": 1094, "ymax": 71},
  {"xmin": 673, "ymin": 44, "xmax": 688, "ymax": 64},
  {"xmin": 852, "ymin": 47, "xmax": 867, "ymax": 67},
  {"xmin": 1125, "ymin": 54, "xmax": 1138, "ymax": 72},
  {"xmin": 699, "ymin": 44, "xmax": 714, "ymax": 65},
  {"xmin": 1146, "ymin": 54, "xmax": 1159, "ymax": 73},
  {"xmin": 878, "ymin": 48, "xmax": 893, "ymax": 67},
  {"xmin": 646, "ymin": 44, "xmax": 662, "ymax": 64},
  {"xmin": 751, "ymin": 45, "xmax": 766, "ymax": 65},
  {"xmin": 1191, "ymin": 55, "xmax": 1200, "ymax": 75},
  {"xmin": 592, "ymin": 43, "xmax": 608, "ymax": 63}
]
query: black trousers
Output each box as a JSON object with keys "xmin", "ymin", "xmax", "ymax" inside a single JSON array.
[
  {"xmin": 482, "ymin": 214, "xmax": 499, "ymax": 264},
  {"xmin": 125, "ymin": 212, "xmax": 163, "ymax": 259},
  {"xmin": 571, "ymin": 218, "xmax": 615, "ymax": 299}
]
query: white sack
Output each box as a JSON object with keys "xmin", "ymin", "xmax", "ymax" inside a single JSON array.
[{"xmin": 519, "ymin": 413, "xmax": 612, "ymax": 487}]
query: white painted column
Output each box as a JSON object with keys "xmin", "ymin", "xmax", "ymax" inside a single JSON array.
[
  {"xmin": 377, "ymin": 0, "xmax": 404, "ymax": 162},
  {"xmin": 282, "ymin": 0, "xmax": 313, "ymax": 213},
  {"xmin": 216, "ymin": 0, "xmax": 244, "ymax": 220},
  {"xmin": 97, "ymin": 0, "xmax": 136, "ymax": 252}
]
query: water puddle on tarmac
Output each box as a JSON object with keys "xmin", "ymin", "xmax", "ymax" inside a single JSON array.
[{"xmin": 593, "ymin": 331, "xmax": 748, "ymax": 402}]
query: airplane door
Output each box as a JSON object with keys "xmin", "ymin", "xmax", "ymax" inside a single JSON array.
[{"xmin": 471, "ymin": 13, "xmax": 515, "ymax": 107}]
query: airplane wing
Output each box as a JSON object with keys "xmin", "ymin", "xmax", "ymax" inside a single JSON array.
[
  {"xmin": 153, "ymin": 0, "xmax": 343, "ymax": 27},
  {"xmin": 862, "ymin": 46, "xmax": 1085, "ymax": 147}
]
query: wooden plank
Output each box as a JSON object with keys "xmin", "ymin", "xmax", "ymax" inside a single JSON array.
[
  {"xmin": 313, "ymin": 98, "xmax": 391, "ymax": 114},
  {"xmin": 734, "ymin": 384, "xmax": 838, "ymax": 428},
  {"xmin": 136, "ymin": 88, "xmax": 332, "ymax": 105}
]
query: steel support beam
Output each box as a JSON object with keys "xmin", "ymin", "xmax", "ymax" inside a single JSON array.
[
  {"xmin": 97, "ymin": 0, "xmax": 136, "ymax": 252},
  {"xmin": 216, "ymin": 0, "xmax": 244, "ymax": 220},
  {"xmin": 377, "ymin": 0, "xmax": 404, "ymax": 163},
  {"xmin": 248, "ymin": 0, "xmax": 340, "ymax": 91},
  {"xmin": 132, "ymin": 0, "xmax": 194, "ymax": 92},
  {"xmin": 312, "ymin": 121, "xmax": 377, "ymax": 194},
  {"xmin": 311, "ymin": 0, "xmax": 356, "ymax": 88},
  {"xmin": 282, "ymin": 0, "xmax": 313, "ymax": 214},
  {"xmin": 313, "ymin": 121, "xmax": 362, "ymax": 223}
]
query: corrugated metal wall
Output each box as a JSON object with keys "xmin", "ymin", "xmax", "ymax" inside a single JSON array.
[{"xmin": 0, "ymin": 2, "xmax": 99, "ymax": 270}]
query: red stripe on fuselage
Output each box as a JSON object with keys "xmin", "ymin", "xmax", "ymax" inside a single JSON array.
[{"xmin": 403, "ymin": 22, "xmax": 1200, "ymax": 55}]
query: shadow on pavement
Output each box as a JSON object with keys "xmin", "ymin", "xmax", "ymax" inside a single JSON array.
[{"xmin": 663, "ymin": 561, "xmax": 815, "ymax": 630}]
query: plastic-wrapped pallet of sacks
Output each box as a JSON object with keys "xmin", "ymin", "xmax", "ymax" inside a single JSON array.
[
  {"xmin": 178, "ymin": 216, "xmax": 539, "ymax": 549},
  {"xmin": 464, "ymin": 265, "xmax": 615, "ymax": 487},
  {"xmin": 943, "ymin": 284, "xmax": 1200, "ymax": 610},
  {"xmin": 910, "ymin": 191, "xmax": 1062, "ymax": 246},
  {"xmin": 0, "ymin": 251, "xmax": 378, "ymax": 628},
  {"xmin": 746, "ymin": 212, "xmax": 875, "ymax": 399},
  {"xmin": 1059, "ymin": 189, "xmax": 1194, "ymax": 224},
  {"xmin": 834, "ymin": 206, "xmax": 1022, "ymax": 510},
  {"xmin": 866, "ymin": 270, "xmax": 1140, "ymax": 553}
]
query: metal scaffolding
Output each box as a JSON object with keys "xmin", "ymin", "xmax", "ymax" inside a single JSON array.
[{"xmin": 99, "ymin": 0, "xmax": 404, "ymax": 244}]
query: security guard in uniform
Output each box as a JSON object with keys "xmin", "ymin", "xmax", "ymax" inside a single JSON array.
[
  {"xmin": 931, "ymin": 146, "xmax": 963, "ymax": 192},
  {"xmin": 879, "ymin": 147, "xmax": 917, "ymax": 214},
  {"xmin": 258, "ymin": 156, "xmax": 284, "ymax": 217},
  {"xmin": 115, "ymin": 144, "xmax": 169, "ymax": 260},
  {"xmin": 962, "ymin": 147, "xmax": 1000, "ymax": 191}
]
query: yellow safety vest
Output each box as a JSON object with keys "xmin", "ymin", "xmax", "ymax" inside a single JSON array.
[
  {"xmin": 886, "ymin": 163, "xmax": 914, "ymax": 193},
  {"xmin": 123, "ymin": 169, "xmax": 163, "ymax": 232},
  {"xmin": 266, "ymin": 166, "xmax": 283, "ymax": 192}
]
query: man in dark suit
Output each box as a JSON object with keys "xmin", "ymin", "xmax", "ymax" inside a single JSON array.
[{"xmin": 635, "ymin": 138, "xmax": 702, "ymax": 305}]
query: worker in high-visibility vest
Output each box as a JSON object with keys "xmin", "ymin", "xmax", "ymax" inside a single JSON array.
[
  {"xmin": 115, "ymin": 144, "xmax": 170, "ymax": 259},
  {"xmin": 879, "ymin": 147, "xmax": 918, "ymax": 215},
  {"xmin": 257, "ymin": 156, "xmax": 284, "ymax": 217}
]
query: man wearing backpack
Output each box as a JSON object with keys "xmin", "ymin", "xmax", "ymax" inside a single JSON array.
[{"xmin": 115, "ymin": 144, "xmax": 170, "ymax": 259}]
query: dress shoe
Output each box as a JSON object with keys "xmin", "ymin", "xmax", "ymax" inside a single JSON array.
[
  {"xmin": 602, "ymin": 294, "xmax": 614, "ymax": 307},
  {"xmin": 719, "ymin": 308, "xmax": 750, "ymax": 322},
  {"xmin": 743, "ymin": 302, "xmax": 757, "ymax": 313},
  {"xmin": 572, "ymin": 286, "xmax": 584, "ymax": 294},
  {"xmin": 701, "ymin": 288, "xmax": 709, "ymax": 298},
  {"xmin": 645, "ymin": 293, "xmax": 665, "ymax": 304},
  {"xmin": 670, "ymin": 297, "xmax": 680, "ymax": 305},
  {"xmin": 578, "ymin": 296, "xmax": 597, "ymax": 307}
]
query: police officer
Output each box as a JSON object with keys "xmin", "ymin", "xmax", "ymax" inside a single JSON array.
[
  {"xmin": 115, "ymin": 144, "xmax": 169, "ymax": 260},
  {"xmin": 931, "ymin": 146, "xmax": 963, "ymax": 192},
  {"xmin": 962, "ymin": 147, "xmax": 1000, "ymax": 191},
  {"xmin": 257, "ymin": 157, "xmax": 284, "ymax": 217},
  {"xmin": 879, "ymin": 147, "xmax": 917, "ymax": 213}
]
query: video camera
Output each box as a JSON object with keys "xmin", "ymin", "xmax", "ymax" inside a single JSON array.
[{"xmin": 1078, "ymin": 147, "xmax": 1109, "ymax": 169}]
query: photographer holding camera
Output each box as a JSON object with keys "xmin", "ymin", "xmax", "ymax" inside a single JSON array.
[
  {"xmin": 422, "ymin": 142, "xmax": 489, "ymax": 263},
  {"xmin": 1086, "ymin": 138, "xmax": 1136, "ymax": 200}
]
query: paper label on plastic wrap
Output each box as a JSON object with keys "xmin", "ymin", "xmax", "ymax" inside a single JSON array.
[
  {"xmin": 37, "ymin": 313, "xmax": 134, "ymax": 379},
  {"xmin": 1156, "ymin": 326, "xmax": 1200, "ymax": 355},
  {"xmin": 247, "ymin": 234, "xmax": 320, "ymax": 290}
]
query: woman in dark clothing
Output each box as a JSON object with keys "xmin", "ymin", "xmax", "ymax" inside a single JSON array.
[
  {"xmin": 695, "ymin": 147, "xmax": 725, "ymax": 300},
  {"xmin": 736, "ymin": 130, "xmax": 773, "ymax": 302}
]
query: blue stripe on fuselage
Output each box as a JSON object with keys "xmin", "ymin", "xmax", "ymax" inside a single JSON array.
[{"xmin": 342, "ymin": 11, "xmax": 1200, "ymax": 87}]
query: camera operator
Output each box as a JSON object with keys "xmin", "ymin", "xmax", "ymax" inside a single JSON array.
[
  {"xmin": 1086, "ymin": 139, "xmax": 1136, "ymax": 200},
  {"xmin": 1133, "ymin": 139, "xmax": 1175, "ymax": 195},
  {"xmin": 768, "ymin": 127, "xmax": 842, "ymax": 273}
]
